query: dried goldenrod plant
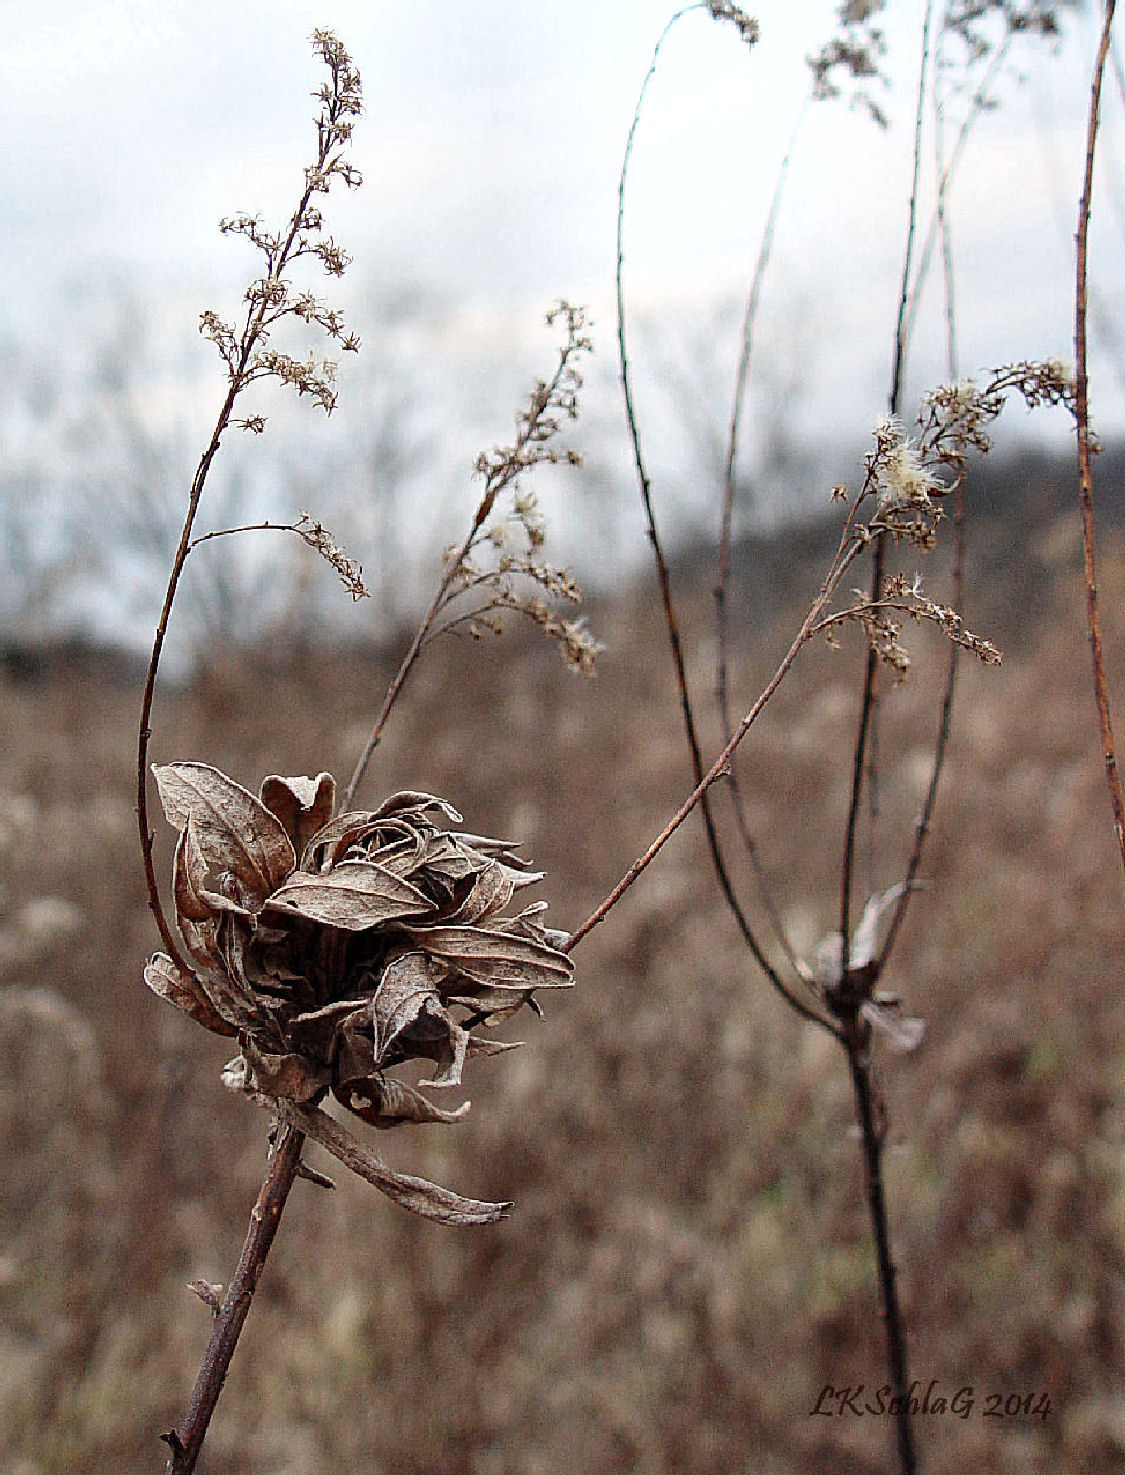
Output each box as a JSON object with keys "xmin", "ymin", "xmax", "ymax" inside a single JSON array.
[
  {"xmin": 136, "ymin": 33, "xmax": 591, "ymax": 1475},
  {"xmin": 594, "ymin": 6, "xmax": 1076, "ymax": 1473}
]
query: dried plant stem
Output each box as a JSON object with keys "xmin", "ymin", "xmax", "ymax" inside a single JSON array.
[
  {"xmin": 616, "ymin": 16, "xmax": 826, "ymax": 1028},
  {"xmin": 899, "ymin": 36, "xmax": 1010, "ymax": 374},
  {"xmin": 1076, "ymin": 0, "xmax": 1125, "ymax": 873},
  {"xmin": 714, "ymin": 96, "xmax": 813, "ymax": 975},
  {"xmin": 136, "ymin": 80, "xmax": 354, "ymax": 972},
  {"xmin": 880, "ymin": 491, "xmax": 963, "ymax": 968},
  {"xmin": 566, "ymin": 532, "xmax": 865, "ymax": 959},
  {"xmin": 137, "ymin": 387, "xmax": 245, "ymax": 977},
  {"xmin": 832, "ymin": 19, "xmax": 937, "ymax": 1473},
  {"xmin": 342, "ymin": 356, "xmax": 569, "ymax": 809},
  {"xmin": 890, "ymin": 0, "xmax": 936, "ymax": 419},
  {"xmin": 843, "ymin": 1036, "xmax": 917, "ymax": 1475},
  {"xmin": 841, "ymin": 0, "xmax": 935, "ymax": 951},
  {"xmin": 880, "ymin": 82, "xmax": 967, "ymax": 967},
  {"xmin": 163, "ymin": 1122, "xmax": 306, "ymax": 1475}
]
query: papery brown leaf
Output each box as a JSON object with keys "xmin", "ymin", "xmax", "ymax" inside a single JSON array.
[
  {"xmin": 286, "ymin": 997, "xmax": 369, "ymax": 1057},
  {"xmin": 144, "ymin": 952, "xmax": 238, "ymax": 1036},
  {"xmin": 154, "ymin": 763, "xmax": 295, "ymax": 908},
  {"xmin": 241, "ymin": 1038, "xmax": 332, "ymax": 1102},
  {"xmin": 371, "ymin": 791, "xmax": 464, "ymax": 825},
  {"xmin": 409, "ymin": 924, "xmax": 574, "ymax": 989},
  {"xmin": 264, "ymin": 860, "xmax": 435, "ymax": 929},
  {"xmin": 372, "ymin": 951, "xmax": 467, "ymax": 1085},
  {"xmin": 273, "ymin": 1097, "xmax": 509, "ymax": 1225},
  {"xmin": 298, "ymin": 810, "xmax": 382, "ymax": 872},
  {"xmin": 259, "ymin": 772, "xmax": 336, "ymax": 854},
  {"xmin": 333, "ymin": 1071, "xmax": 472, "ymax": 1128},
  {"xmin": 444, "ymin": 861, "xmax": 519, "ymax": 925}
]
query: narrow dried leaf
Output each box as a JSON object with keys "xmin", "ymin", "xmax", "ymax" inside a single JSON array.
[
  {"xmin": 144, "ymin": 953, "xmax": 238, "ymax": 1036},
  {"xmin": 265, "ymin": 860, "xmax": 435, "ymax": 930},
  {"xmin": 370, "ymin": 951, "xmax": 468, "ymax": 1086},
  {"xmin": 412, "ymin": 924, "xmax": 574, "ymax": 989},
  {"xmin": 445, "ymin": 862, "xmax": 517, "ymax": 925},
  {"xmin": 154, "ymin": 763, "xmax": 295, "ymax": 907},
  {"xmin": 299, "ymin": 809, "xmax": 379, "ymax": 871},
  {"xmin": 273, "ymin": 1097, "xmax": 510, "ymax": 1225},
  {"xmin": 372, "ymin": 791, "xmax": 464, "ymax": 825}
]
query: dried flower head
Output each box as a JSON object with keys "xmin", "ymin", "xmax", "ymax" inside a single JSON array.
[
  {"xmin": 706, "ymin": 1, "xmax": 760, "ymax": 47},
  {"xmin": 807, "ymin": 0, "xmax": 890, "ymax": 127},
  {"xmin": 145, "ymin": 764, "xmax": 573, "ymax": 1223},
  {"xmin": 432, "ymin": 303, "xmax": 601, "ymax": 674}
]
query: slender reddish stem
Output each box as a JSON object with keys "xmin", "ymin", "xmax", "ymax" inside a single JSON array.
[
  {"xmin": 1076, "ymin": 0, "xmax": 1125, "ymax": 872},
  {"xmin": 164, "ymin": 1124, "xmax": 306, "ymax": 1475}
]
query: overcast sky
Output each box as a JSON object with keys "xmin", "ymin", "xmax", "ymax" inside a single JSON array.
[{"xmin": 1, "ymin": 3, "xmax": 1120, "ymax": 462}]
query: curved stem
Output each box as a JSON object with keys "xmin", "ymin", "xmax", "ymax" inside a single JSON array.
[
  {"xmin": 714, "ymin": 94, "xmax": 813, "ymax": 975},
  {"xmin": 164, "ymin": 1123, "xmax": 306, "ymax": 1475},
  {"xmin": 616, "ymin": 10, "xmax": 828, "ymax": 1028},
  {"xmin": 136, "ymin": 112, "xmax": 338, "ymax": 969}
]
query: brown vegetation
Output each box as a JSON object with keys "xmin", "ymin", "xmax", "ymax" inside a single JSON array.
[{"xmin": 1, "ymin": 466, "xmax": 1123, "ymax": 1473}]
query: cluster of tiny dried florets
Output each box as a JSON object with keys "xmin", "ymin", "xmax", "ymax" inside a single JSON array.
[
  {"xmin": 807, "ymin": 0, "xmax": 890, "ymax": 127},
  {"xmin": 819, "ymin": 364, "xmax": 1071, "ymax": 677},
  {"xmin": 293, "ymin": 513, "xmax": 369, "ymax": 600},
  {"xmin": 198, "ymin": 29, "xmax": 363, "ymax": 425},
  {"xmin": 706, "ymin": 1, "xmax": 760, "ymax": 47},
  {"xmin": 433, "ymin": 304, "xmax": 602, "ymax": 675},
  {"xmin": 943, "ymin": 0, "xmax": 1067, "ymax": 58},
  {"xmin": 821, "ymin": 571, "xmax": 1000, "ymax": 682}
]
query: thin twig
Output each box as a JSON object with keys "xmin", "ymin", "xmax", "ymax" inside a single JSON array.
[
  {"xmin": 898, "ymin": 36, "xmax": 1010, "ymax": 374},
  {"xmin": 841, "ymin": 0, "xmax": 936, "ymax": 953},
  {"xmin": 714, "ymin": 94, "xmax": 813, "ymax": 976},
  {"xmin": 879, "ymin": 53, "xmax": 967, "ymax": 969},
  {"xmin": 136, "ymin": 50, "xmax": 356, "ymax": 973},
  {"xmin": 1076, "ymin": 0, "xmax": 1125, "ymax": 871},
  {"xmin": 164, "ymin": 1123, "xmax": 306, "ymax": 1475},
  {"xmin": 565, "ymin": 529, "xmax": 865, "ymax": 962},
  {"xmin": 879, "ymin": 487, "xmax": 963, "ymax": 969},
  {"xmin": 340, "ymin": 315, "xmax": 585, "ymax": 812},
  {"xmin": 615, "ymin": 8, "xmax": 829, "ymax": 1028}
]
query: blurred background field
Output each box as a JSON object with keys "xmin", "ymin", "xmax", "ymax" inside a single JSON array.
[{"xmin": 2, "ymin": 456, "xmax": 1125, "ymax": 1474}]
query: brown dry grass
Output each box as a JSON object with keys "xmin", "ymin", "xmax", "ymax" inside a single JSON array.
[{"xmin": 1, "ymin": 485, "xmax": 1123, "ymax": 1474}]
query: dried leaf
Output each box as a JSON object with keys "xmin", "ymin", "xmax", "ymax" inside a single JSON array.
[
  {"xmin": 154, "ymin": 763, "xmax": 295, "ymax": 909},
  {"xmin": 144, "ymin": 953, "xmax": 237, "ymax": 1036},
  {"xmin": 333, "ymin": 1071, "xmax": 472, "ymax": 1128},
  {"xmin": 298, "ymin": 809, "xmax": 382, "ymax": 872},
  {"xmin": 273, "ymin": 1097, "xmax": 510, "ymax": 1225},
  {"xmin": 371, "ymin": 791, "xmax": 464, "ymax": 825},
  {"xmin": 413, "ymin": 924, "xmax": 574, "ymax": 990},
  {"xmin": 260, "ymin": 772, "xmax": 336, "ymax": 854},
  {"xmin": 264, "ymin": 860, "xmax": 435, "ymax": 929},
  {"xmin": 371, "ymin": 951, "xmax": 468, "ymax": 1085},
  {"xmin": 241, "ymin": 1038, "xmax": 332, "ymax": 1102}
]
